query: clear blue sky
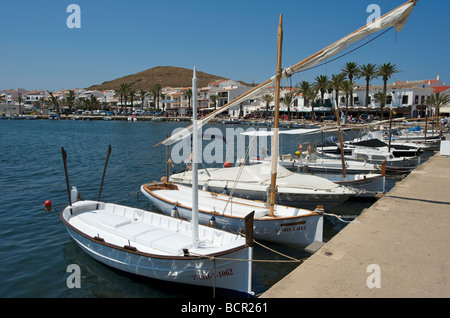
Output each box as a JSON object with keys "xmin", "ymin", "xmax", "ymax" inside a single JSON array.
[{"xmin": 1, "ymin": 0, "xmax": 449, "ymax": 91}]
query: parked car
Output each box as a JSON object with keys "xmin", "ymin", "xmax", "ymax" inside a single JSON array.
[{"xmin": 319, "ymin": 115, "xmax": 336, "ymax": 122}]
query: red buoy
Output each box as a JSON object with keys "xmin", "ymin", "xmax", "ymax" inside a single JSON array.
[
  {"xmin": 223, "ymin": 161, "xmax": 232, "ymax": 168},
  {"xmin": 44, "ymin": 200, "xmax": 52, "ymax": 211}
]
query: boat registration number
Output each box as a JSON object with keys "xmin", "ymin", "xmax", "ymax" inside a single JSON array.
[
  {"xmin": 280, "ymin": 220, "xmax": 306, "ymax": 232},
  {"xmin": 192, "ymin": 268, "xmax": 233, "ymax": 281}
]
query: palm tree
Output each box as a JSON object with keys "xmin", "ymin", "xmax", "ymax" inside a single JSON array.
[
  {"xmin": 377, "ymin": 63, "xmax": 399, "ymax": 119},
  {"xmin": 330, "ymin": 73, "xmax": 345, "ymax": 121},
  {"xmin": 117, "ymin": 83, "xmax": 131, "ymax": 114},
  {"xmin": 358, "ymin": 63, "xmax": 378, "ymax": 107},
  {"xmin": 128, "ymin": 88, "xmax": 136, "ymax": 110},
  {"xmin": 374, "ymin": 91, "xmax": 388, "ymax": 119},
  {"xmin": 17, "ymin": 94, "xmax": 23, "ymax": 114},
  {"xmin": 297, "ymin": 80, "xmax": 311, "ymax": 107},
  {"xmin": 184, "ymin": 88, "xmax": 193, "ymax": 115},
  {"xmin": 210, "ymin": 94, "xmax": 218, "ymax": 110},
  {"xmin": 47, "ymin": 91, "xmax": 60, "ymax": 115},
  {"xmin": 65, "ymin": 90, "xmax": 76, "ymax": 113},
  {"xmin": 138, "ymin": 89, "xmax": 148, "ymax": 110},
  {"xmin": 306, "ymin": 87, "xmax": 318, "ymax": 121},
  {"xmin": 314, "ymin": 75, "xmax": 330, "ymax": 106},
  {"xmin": 238, "ymin": 102, "xmax": 244, "ymax": 119},
  {"xmin": 90, "ymin": 94, "xmax": 100, "ymax": 113},
  {"xmin": 341, "ymin": 62, "xmax": 359, "ymax": 107},
  {"xmin": 261, "ymin": 93, "xmax": 274, "ymax": 119},
  {"xmin": 160, "ymin": 93, "xmax": 167, "ymax": 113},
  {"xmin": 152, "ymin": 83, "xmax": 163, "ymax": 112},
  {"xmin": 341, "ymin": 80, "xmax": 354, "ymax": 123},
  {"xmin": 282, "ymin": 91, "xmax": 296, "ymax": 121},
  {"xmin": 426, "ymin": 92, "xmax": 450, "ymax": 131}
]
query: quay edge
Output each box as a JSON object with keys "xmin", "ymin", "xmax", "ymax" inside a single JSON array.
[{"xmin": 260, "ymin": 151, "xmax": 450, "ymax": 298}]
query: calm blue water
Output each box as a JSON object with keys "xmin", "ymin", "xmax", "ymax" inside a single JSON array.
[{"xmin": 0, "ymin": 119, "xmax": 401, "ymax": 298}]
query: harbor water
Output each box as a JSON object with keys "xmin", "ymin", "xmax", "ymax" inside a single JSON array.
[{"xmin": 0, "ymin": 119, "xmax": 416, "ymax": 298}]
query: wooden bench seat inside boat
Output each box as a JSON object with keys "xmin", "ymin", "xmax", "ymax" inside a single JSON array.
[
  {"xmin": 73, "ymin": 203, "xmax": 235, "ymax": 255},
  {"xmin": 77, "ymin": 211, "xmax": 192, "ymax": 255}
]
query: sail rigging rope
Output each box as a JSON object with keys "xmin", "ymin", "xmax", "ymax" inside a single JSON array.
[{"xmin": 295, "ymin": 27, "xmax": 394, "ymax": 74}]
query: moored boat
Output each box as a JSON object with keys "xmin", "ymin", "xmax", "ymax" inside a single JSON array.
[
  {"xmin": 141, "ymin": 182, "xmax": 323, "ymax": 247},
  {"xmin": 168, "ymin": 163, "xmax": 356, "ymax": 210},
  {"xmin": 61, "ymin": 198, "xmax": 254, "ymax": 296}
]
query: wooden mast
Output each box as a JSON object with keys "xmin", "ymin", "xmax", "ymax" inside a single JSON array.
[
  {"xmin": 334, "ymin": 107, "xmax": 347, "ymax": 178},
  {"xmin": 269, "ymin": 14, "xmax": 283, "ymax": 217}
]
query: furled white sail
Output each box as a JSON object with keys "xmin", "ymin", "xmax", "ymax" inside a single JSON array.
[{"xmin": 158, "ymin": 0, "xmax": 417, "ymax": 147}]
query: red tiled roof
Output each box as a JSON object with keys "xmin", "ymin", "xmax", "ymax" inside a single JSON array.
[{"xmin": 433, "ymin": 86, "xmax": 450, "ymax": 93}]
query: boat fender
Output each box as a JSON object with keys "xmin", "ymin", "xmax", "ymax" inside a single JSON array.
[
  {"xmin": 223, "ymin": 161, "xmax": 232, "ymax": 168},
  {"xmin": 171, "ymin": 205, "xmax": 179, "ymax": 218},
  {"xmin": 71, "ymin": 186, "xmax": 79, "ymax": 203},
  {"xmin": 209, "ymin": 216, "xmax": 216, "ymax": 227},
  {"xmin": 223, "ymin": 185, "xmax": 228, "ymax": 194},
  {"xmin": 44, "ymin": 200, "xmax": 52, "ymax": 212},
  {"xmin": 202, "ymin": 183, "xmax": 208, "ymax": 191},
  {"xmin": 314, "ymin": 205, "xmax": 324, "ymax": 215}
]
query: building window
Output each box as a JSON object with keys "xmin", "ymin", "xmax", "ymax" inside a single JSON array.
[
  {"xmin": 415, "ymin": 95, "xmax": 419, "ymax": 104},
  {"xmin": 386, "ymin": 95, "xmax": 392, "ymax": 105},
  {"xmin": 402, "ymin": 95, "xmax": 408, "ymax": 104}
]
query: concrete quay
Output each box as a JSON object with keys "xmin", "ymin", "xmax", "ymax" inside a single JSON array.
[{"xmin": 261, "ymin": 152, "xmax": 450, "ymax": 298}]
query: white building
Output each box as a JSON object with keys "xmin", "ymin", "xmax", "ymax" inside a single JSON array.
[
  {"xmin": 162, "ymin": 79, "xmax": 252, "ymax": 117},
  {"xmin": 22, "ymin": 90, "xmax": 48, "ymax": 105},
  {"xmin": 352, "ymin": 81, "xmax": 434, "ymax": 117}
]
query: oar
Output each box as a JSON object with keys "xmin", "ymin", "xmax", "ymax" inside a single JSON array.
[
  {"xmin": 98, "ymin": 145, "xmax": 112, "ymax": 202},
  {"xmin": 61, "ymin": 147, "xmax": 72, "ymax": 206}
]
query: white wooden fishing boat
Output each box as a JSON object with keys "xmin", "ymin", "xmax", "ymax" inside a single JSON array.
[
  {"xmin": 141, "ymin": 182, "xmax": 323, "ymax": 247},
  {"xmin": 249, "ymin": 156, "xmax": 384, "ymax": 199},
  {"xmin": 318, "ymin": 141, "xmax": 420, "ymax": 173},
  {"xmin": 169, "ymin": 163, "xmax": 356, "ymax": 210},
  {"xmin": 252, "ymin": 153, "xmax": 379, "ymax": 174},
  {"xmin": 355, "ymin": 128, "xmax": 433, "ymax": 153},
  {"xmin": 304, "ymin": 172, "xmax": 385, "ymax": 198},
  {"xmin": 59, "ymin": 143, "xmax": 253, "ymax": 297},
  {"xmin": 61, "ymin": 199, "xmax": 254, "ymax": 296}
]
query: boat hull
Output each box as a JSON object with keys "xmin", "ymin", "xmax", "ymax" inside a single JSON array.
[
  {"xmin": 206, "ymin": 184, "xmax": 350, "ymax": 210},
  {"xmin": 321, "ymin": 174, "xmax": 385, "ymax": 198},
  {"xmin": 141, "ymin": 184, "xmax": 323, "ymax": 247},
  {"xmin": 65, "ymin": 227, "xmax": 252, "ymax": 296}
]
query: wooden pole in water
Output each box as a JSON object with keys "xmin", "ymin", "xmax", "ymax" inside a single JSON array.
[
  {"xmin": 98, "ymin": 145, "xmax": 112, "ymax": 202},
  {"xmin": 269, "ymin": 14, "xmax": 283, "ymax": 217},
  {"xmin": 61, "ymin": 147, "xmax": 72, "ymax": 206}
]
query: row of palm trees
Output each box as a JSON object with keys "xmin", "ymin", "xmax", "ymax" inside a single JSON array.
[
  {"xmin": 114, "ymin": 82, "xmax": 167, "ymax": 114},
  {"xmin": 262, "ymin": 62, "xmax": 400, "ymax": 122}
]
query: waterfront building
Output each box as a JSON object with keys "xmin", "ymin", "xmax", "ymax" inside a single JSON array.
[{"xmin": 22, "ymin": 90, "xmax": 48, "ymax": 106}]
